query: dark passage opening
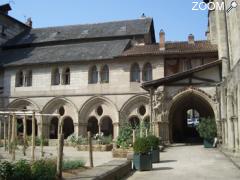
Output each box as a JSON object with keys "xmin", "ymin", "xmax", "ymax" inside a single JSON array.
[{"xmin": 169, "ymin": 93, "xmax": 215, "ymax": 143}]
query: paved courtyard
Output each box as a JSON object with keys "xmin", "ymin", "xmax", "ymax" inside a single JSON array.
[{"xmin": 126, "ymin": 144, "xmax": 240, "ymax": 180}]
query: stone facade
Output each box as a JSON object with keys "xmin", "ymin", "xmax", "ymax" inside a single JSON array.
[{"xmin": 0, "ymin": 2, "xmax": 225, "ymax": 146}]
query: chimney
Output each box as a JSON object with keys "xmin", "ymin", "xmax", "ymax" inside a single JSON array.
[
  {"xmin": 0, "ymin": 4, "xmax": 12, "ymax": 15},
  {"xmin": 159, "ymin": 29, "xmax": 165, "ymax": 50},
  {"xmin": 188, "ymin": 34, "xmax": 195, "ymax": 44},
  {"xmin": 26, "ymin": 18, "xmax": 33, "ymax": 28}
]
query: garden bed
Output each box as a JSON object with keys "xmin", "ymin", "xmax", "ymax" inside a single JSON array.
[
  {"xmin": 76, "ymin": 144, "xmax": 113, "ymax": 151},
  {"xmin": 112, "ymin": 148, "xmax": 133, "ymax": 158}
]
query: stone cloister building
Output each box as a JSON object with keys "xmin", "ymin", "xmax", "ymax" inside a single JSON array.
[{"xmin": 0, "ymin": 1, "xmax": 239, "ymax": 156}]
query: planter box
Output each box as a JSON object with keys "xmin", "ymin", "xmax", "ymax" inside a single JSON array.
[
  {"xmin": 112, "ymin": 148, "xmax": 133, "ymax": 158},
  {"xmin": 133, "ymin": 153, "xmax": 152, "ymax": 171},
  {"xmin": 77, "ymin": 144, "xmax": 113, "ymax": 151},
  {"xmin": 151, "ymin": 149, "xmax": 160, "ymax": 163},
  {"xmin": 204, "ymin": 139, "xmax": 214, "ymax": 148}
]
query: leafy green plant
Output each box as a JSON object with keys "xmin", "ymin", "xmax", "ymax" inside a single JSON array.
[
  {"xmin": 67, "ymin": 134, "xmax": 88, "ymax": 146},
  {"xmin": 63, "ymin": 160, "xmax": 85, "ymax": 170},
  {"xmin": 31, "ymin": 159, "xmax": 56, "ymax": 180},
  {"xmin": 27, "ymin": 136, "xmax": 48, "ymax": 146},
  {"xmin": 100, "ymin": 135, "xmax": 112, "ymax": 145},
  {"xmin": 116, "ymin": 123, "xmax": 133, "ymax": 149},
  {"xmin": 0, "ymin": 161, "xmax": 13, "ymax": 180},
  {"xmin": 12, "ymin": 160, "xmax": 31, "ymax": 180},
  {"xmin": 133, "ymin": 137, "xmax": 151, "ymax": 154},
  {"xmin": 196, "ymin": 118, "xmax": 217, "ymax": 140},
  {"xmin": 146, "ymin": 135, "xmax": 159, "ymax": 150}
]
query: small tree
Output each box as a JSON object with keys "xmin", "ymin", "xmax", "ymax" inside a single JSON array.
[
  {"xmin": 196, "ymin": 118, "xmax": 217, "ymax": 140},
  {"xmin": 116, "ymin": 123, "xmax": 133, "ymax": 148}
]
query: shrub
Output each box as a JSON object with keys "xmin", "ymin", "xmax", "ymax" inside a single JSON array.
[
  {"xmin": 196, "ymin": 118, "xmax": 217, "ymax": 140},
  {"xmin": 116, "ymin": 124, "xmax": 133, "ymax": 149},
  {"xmin": 27, "ymin": 136, "xmax": 48, "ymax": 146},
  {"xmin": 63, "ymin": 160, "xmax": 85, "ymax": 170},
  {"xmin": 100, "ymin": 135, "xmax": 112, "ymax": 145},
  {"xmin": 0, "ymin": 161, "xmax": 13, "ymax": 180},
  {"xmin": 67, "ymin": 134, "xmax": 87, "ymax": 146},
  {"xmin": 133, "ymin": 137, "xmax": 151, "ymax": 154},
  {"xmin": 31, "ymin": 159, "xmax": 56, "ymax": 180},
  {"xmin": 146, "ymin": 135, "xmax": 159, "ymax": 150},
  {"xmin": 12, "ymin": 160, "xmax": 31, "ymax": 180}
]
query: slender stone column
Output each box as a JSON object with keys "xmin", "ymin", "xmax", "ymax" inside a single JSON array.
[
  {"xmin": 31, "ymin": 112, "xmax": 36, "ymax": 161},
  {"xmin": 74, "ymin": 123, "xmax": 79, "ymax": 136},
  {"xmin": 232, "ymin": 117, "xmax": 239, "ymax": 151},
  {"xmin": 113, "ymin": 122, "xmax": 119, "ymax": 140},
  {"xmin": 149, "ymin": 88, "xmax": 154, "ymax": 134},
  {"xmin": 4, "ymin": 117, "xmax": 7, "ymax": 151},
  {"xmin": 8, "ymin": 115, "xmax": 11, "ymax": 153},
  {"xmin": 0, "ymin": 120, "xmax": 2, "ymax": 140}
]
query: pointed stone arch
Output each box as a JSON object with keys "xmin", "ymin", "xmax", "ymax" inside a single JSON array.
[
  {"xmin": 166, "ymin": 87, "xmax": 218, "ymax": 143},
  {"xmin": 120, "ymin": 95, "xmax": 150, "ymax": 125},
  {"xmin": 79, "ymin": 96, "xmax": 118, "ymax": 138},
  {"xmin": 42, "ymin": 97, "xmax": 78, "ymax": 138}
]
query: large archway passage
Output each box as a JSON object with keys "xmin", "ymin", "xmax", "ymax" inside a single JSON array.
[{"xmin": 169, "ymin": 92, "xmax": 215, "ymax": 143}]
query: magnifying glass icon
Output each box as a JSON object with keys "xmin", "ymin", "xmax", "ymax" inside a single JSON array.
[{"xmin": 227, "ymin": 1, "xmax": 238, "ymax": 12}]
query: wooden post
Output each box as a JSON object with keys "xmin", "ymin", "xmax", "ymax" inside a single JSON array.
[
  {"xmin": 31, "ymin": 112, "xmax": 36, "ymax": 161},
  {"xmin": 57, "ymin": 133, "xmax": 64, "ymax": 179},
  {"xmin": 4, "ymin": 117, "xmax": 7, "ymax": 151},
  {"xmin": 88, "ymin": 131, "xmax": 93, "ymax": 168},
  {"xmin": 40, "ymin": 115, "xmax": 44, "ymax": 157},
  {"xmin": 8, "ymin": 115, "xmax": 11, "ymax": 153},
  {"xmin": 150, "ymin": 88, "xmax": 154, "ymax": 134},
  {"xmin": 0, "ymin": 119, "xmax": 2, "ymax": 141},
  {"xmin": 11, "ymin": 114, "xmax": 16, "ymax": 161},
  {"xmin": 23, "ymin": 115, "xmax": 27, "ymax": 156},
  {"xmin": 133, "ymin": 129, "xmax": 136, "ymax": 143}
]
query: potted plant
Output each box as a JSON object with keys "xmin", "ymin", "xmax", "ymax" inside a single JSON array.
[
  {"xmin": 133, "ymin": 137, "xmax": 152, "ymax": 171},
  {"xmin": 147, "ymin": 135, "xmax": 160, "ymax": 163},
  {"xmin": 196, "ymin": 118, "xmax": 217, "ymax": 148}
]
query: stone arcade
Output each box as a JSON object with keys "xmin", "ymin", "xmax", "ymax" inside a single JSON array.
[{"xmin": 0, "ymin": 0, "xmax": 240, "ymax": 157}]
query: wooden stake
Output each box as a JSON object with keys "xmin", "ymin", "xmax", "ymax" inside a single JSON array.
[
  {"xmin": 57, "ymin": 133, "xmax": 64, "ymax": 179},
  {"xmin": 8, "ymin": 115, "xmax": 11, "ymax": 153},
  {"xmin": 23, "ymin": 115, "xmax": 27, "ymax": 156},
  {"xmin": 31, "ymin": 112, "xmax": 36, "ymax": 161},
  {"xmin": 11, "ymin": 114, "xmax": 16, "ymax": 161},
  {"xmin": 88, "ymin": 131, "xmax": 93, "ymax": 168},
  {"xmin": 0, "ymin": 120, "xmax": 2, "ymax": 141},
  {"xmin": 133, "ymin": 129, "xmax": 136, "ymax": 143},
  {"xmin": 4, "ymin": 118, "xmax": 7, "ymax": 151},
  {"xmin": 40, "ymin": 115, "xmax": 44, "ymax": 157}
]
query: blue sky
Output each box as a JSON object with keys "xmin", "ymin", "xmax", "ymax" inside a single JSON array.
[{"xmin": 2, "ymin": 0, "xmax": 208, "ymax": 42}]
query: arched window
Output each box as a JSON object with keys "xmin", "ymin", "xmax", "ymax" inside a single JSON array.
[
  {"xmin": 15, "ymin": 70, "xmax": 24, "ymax": 87},
  {"xmin": 25, "ymin": 70, "xmax": 32, "ymax": 86},
  {"xmin": 51, "ymin": 68, "xmax": 60, "ymax": 85},
  {"xmin": 62, "ymin": 67, "xmax": 70, "ymax": 85},
  {"xmin": 130, "ymin": 63, "xmax": 140, "ymax": 82},
  {"xmin": 89, "ymin": 65, "xmax": 98, "ymax": 84},
  {"xmin": 100, "ymin": 65, "xmax": 109, "ymax": 83},
  {"xmin": 142, "ymin": 63, "xmax": 152, "ymax": 81}
]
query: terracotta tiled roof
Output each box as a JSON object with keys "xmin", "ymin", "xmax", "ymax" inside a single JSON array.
[{"xmin": 122, "ymin": 40, "xmax": 218, "ymax": 57}]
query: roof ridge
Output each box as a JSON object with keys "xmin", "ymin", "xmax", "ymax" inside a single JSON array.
[{"xmin": 32, "ymin": 17, "xmax": 153, "ymax": 30}]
